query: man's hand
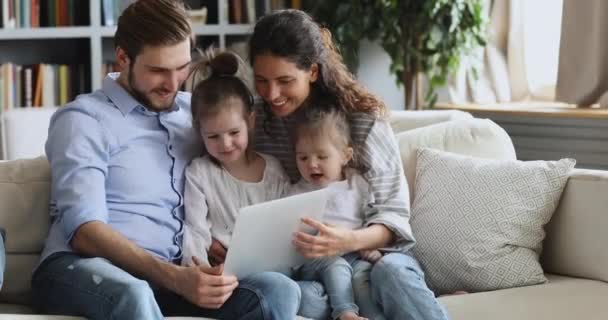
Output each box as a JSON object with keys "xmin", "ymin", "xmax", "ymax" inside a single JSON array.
[
  {"xmin": 208, "ymin": 239, "xmax": 227, "ymax": 266},
  {"xmin": 175, "ymin": 257, "xmax": 238, "ymax": 309}
]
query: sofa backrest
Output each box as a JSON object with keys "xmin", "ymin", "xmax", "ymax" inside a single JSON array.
[{"xmin": 0, "ymin": 157, "xmax": 50, "ymax": 303}]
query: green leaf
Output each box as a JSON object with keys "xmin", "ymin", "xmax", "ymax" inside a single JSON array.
[{"xmin": 303, "ymin": 0, "xmax": 488, "ymax": 108}]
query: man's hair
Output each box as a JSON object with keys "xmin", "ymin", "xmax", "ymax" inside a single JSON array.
[{"xmin": 114, "ymin": 0, "xmax": 193, "ymax": 60}]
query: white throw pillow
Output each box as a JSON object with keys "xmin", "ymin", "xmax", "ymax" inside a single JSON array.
[
  {"xmin": 411, "ymin": 148, "xmax": 575, "ymax": 295},
  {"xmin": 396, "ymin": 118, "xmax": 516, "ymax": 202}
]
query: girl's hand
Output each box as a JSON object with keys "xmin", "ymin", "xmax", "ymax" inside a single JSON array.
[
  {"xmin": 292, "ymin": 217, "xmax": 356, "ymax": 258},
  {"xmin": 359, "ymin": 249, "xmax": 382, "ymax": 264},
  {"xmin": 208, "ymin": 239, "xmax": 227, "ymax": 266}
]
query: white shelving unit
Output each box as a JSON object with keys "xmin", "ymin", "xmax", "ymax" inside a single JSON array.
[
  {"xmin": 0, "ymin": 0, "xmax": 279, "ymax": 160},
  {"xmin": 0, "ymin": 0, "xmax": 261, "ymax": 93}
]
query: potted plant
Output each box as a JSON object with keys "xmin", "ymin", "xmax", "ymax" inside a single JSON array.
[{"xmin": 304, "ymin": 0, "xmax": 488, "ymax": 109}]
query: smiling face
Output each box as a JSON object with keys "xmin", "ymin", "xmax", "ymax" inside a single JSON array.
[
  {"xmin": 117, "ymin": 40, "xmax": 191, "ymax": 112},
  {"xmin": 199, "ymin": 98, "xmax": 254, "ymax": 165},
  {"xmin": 253, "ymin": 53, "xmax": 318, "ymax": 118},
  {"xmin": 295, "ymin": 131, "xmax": 353, "ymax": 188}
]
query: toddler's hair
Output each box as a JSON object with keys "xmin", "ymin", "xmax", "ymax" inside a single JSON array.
[
  {"xmin": 293, "ymin": 106, "xmax": 354, "ymax": 166},
  {"xmin": 189, "ymin": 50, "xmax": 254, "ymax": 130}
]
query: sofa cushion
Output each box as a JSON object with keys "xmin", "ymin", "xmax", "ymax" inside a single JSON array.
[
  {"xmin": 411, "ymin": 148, "xmax": 575, "ymax": 294},
  {"xmin": 1, "ymin": 107, "xmax": 57, "ymax": 160},
  {"xmin": 439, "ymin": 274, "xmax": 608, "ymax": 320},
  {"xmin": 542, "ymin": 168, "xmax": 608, "ymax": 283},
  {"xmin": 0, "ymin": 157, "xmax": 51, "ymax": 303},
  {"xmin": 396, "ymin": 118, "xmax": 516, "ymax": 202}
]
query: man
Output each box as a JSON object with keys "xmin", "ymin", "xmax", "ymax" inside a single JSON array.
[{"xmin": 31, "ymin": 1, "xmax": 300, "ymax": 319}]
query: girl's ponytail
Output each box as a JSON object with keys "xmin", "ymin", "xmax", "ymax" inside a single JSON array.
[{"xmin": 189, "ymin": 49, "xmax": 255, "ymax": 130}]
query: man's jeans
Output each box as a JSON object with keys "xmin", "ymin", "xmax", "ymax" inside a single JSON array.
[
  {"xmin": 32, "ymin": 253, "xmax": 301, "ymax": 320},
  {"xmin": 297, "ymin": 252, "xmax": 449, "ymax": 320}
]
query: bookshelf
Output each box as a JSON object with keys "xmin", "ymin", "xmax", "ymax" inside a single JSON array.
[{"xmin": 0, "ymin": 0, "xmax": 305, "ymax": 111}]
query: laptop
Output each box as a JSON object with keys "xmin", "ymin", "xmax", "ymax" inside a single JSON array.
[{"xmin": 223, "ymin": 188, "xmax": 331, "ymax": 278}]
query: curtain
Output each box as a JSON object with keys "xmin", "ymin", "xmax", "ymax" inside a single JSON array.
[
  {"xmin": 445, "ymin": 0, "xmax": 562, "ymax": 104},
  {"xmin": 556, "ymin": 0, "xmax": 608, "ymax": 108}
]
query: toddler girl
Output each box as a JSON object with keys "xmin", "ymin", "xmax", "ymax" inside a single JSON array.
[{"xmin": 290, "ymin": 106, "xmax": 382, "ymax": 320}]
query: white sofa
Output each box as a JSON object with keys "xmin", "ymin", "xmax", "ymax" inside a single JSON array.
[{"xmin": 0, "ymin": 109, "xmax": 607, "ymax": 319}]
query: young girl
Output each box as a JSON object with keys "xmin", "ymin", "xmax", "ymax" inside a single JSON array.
[
  {"xmin": 180, "ymin": 51, "xmax": 291, "ymax": 269},
  {"xmin": 290, "ymin": 106, "xmax": 382, "ymax": 320}
]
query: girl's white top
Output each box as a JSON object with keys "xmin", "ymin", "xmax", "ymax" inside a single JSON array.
[
  {"xmin": 181, "ymin": 152, "xmax": 290, "ymax": 266},
  {"xmin": 289, "ymin": 168, "xmax": 373, "ymax": 230}
]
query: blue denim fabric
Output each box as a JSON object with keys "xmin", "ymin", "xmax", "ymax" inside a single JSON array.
[
  {"xmin": 350, "ymin": 258, "xmax": 385, "ymax": 319},
  {"xmin": 0, "ymin": 228, "xmax": 5, "ymax": 290},
  {"xmin": 298, "ymin": 280, "xmax": 331, "ymax": 319},
  {"xmin": 296, "ymin": 252, "xmax": 449, "ymax": 320},
  {"xmin": 369, "ymin": 253, "xmax": 449, "ymax": 320},
  {"xmin": 296, "ymin": 254, "xmax": 359, "ymax": 319},
  {"xmin": 32, "ymin": 253, "xmax": 301, "ymax": 320}
]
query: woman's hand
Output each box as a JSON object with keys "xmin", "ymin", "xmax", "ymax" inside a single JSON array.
[
  {"xmin": 208, "ymin": 239, "xmax": 227, "ymax": 266},
  {"xmin": 292, "ymin": 217, "xmax": 356, "ymax": 258}
]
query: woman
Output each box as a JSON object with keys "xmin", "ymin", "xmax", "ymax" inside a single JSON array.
[{"xmin": 247, "ymin": 9, "xmax": 449, "ymax": 320}]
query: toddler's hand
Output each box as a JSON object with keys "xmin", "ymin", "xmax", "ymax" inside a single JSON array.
[
  {"xmin": 358, "ymin": 249, "xmax": 382, "ymax": 264},
  {"xmin": 208, "ymin": 239, "xmax": 227, "ymax": 266}
]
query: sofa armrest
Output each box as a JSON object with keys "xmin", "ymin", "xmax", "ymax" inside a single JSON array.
[
  {"xmin": 389, "ymin": 110, "xmax": 473, "ymax": 134},
  {"xmin": 541, "ymin": 168, "xmax": 608, "ymax": 283}
]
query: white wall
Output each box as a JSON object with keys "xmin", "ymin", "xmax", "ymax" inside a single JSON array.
[
  {"xmin": 354, "ymin": 40, "xmax": 458, "ymax": 108},
  {"xmin": 356, "ymin": 40, "xmax": 405, "ymax": 110}
]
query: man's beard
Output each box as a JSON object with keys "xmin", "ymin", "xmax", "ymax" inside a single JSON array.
[{"xmin": 128, "ymin": 65, "xmax": 176, "ymax": 112}]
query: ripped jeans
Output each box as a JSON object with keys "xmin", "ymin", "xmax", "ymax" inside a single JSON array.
[{"xmin": 31, "ymin": 252, "xmax": 301, "ymax": 320}]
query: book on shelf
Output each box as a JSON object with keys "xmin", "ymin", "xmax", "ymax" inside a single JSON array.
[
  {"xmin": 228, "ymin": 0, "xmax": 262, "ymax": 24},
  {"xmin": 187, "ymin": 6, "xmax": 207, "ymax": 25},
  {"xmin": 245, "ymin": 0, "xmax": 255, "ymax": 23},
  {"xmin": 229, "ymin": 0, "xmax": 242, "ymax": 24},
  {"xmin": 0, "ymin": 0, "xmax": 87, "ymax": 29},
  {"xmin": 1, "ymin": 63, "xmax": 86, "ymax": 110},
  {"xmin": 102, "ymin": 0, "xmax": 136, "ymax": 27},
  {"xmin": 101, "ymin": 0, "xmax": 113, "ymax": 26},
  {"xmin": 269, "ymin": 0, "xmax": 300, "ymax": 11}
]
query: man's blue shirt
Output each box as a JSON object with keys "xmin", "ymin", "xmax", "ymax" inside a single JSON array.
[{"xmin": 39, "ymin": 73, "xmax": 202, "ymax": 266}]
